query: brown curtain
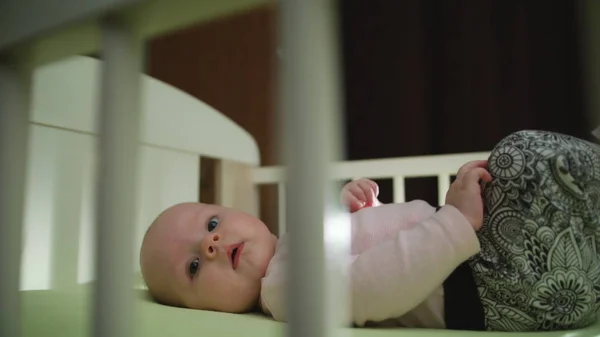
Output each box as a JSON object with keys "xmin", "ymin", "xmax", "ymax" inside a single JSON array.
[{"xmin": 339, "ymin": 0, "xmax": 591, "ymax": 204}]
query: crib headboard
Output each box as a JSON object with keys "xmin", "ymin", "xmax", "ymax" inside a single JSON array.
[
  {"xmin": 22, "ymin": 55, "xmax": 261, "ymax": 290},
  {"xmin": 23, "ymin": 55, "xmax": 492, "ymax": 291}
]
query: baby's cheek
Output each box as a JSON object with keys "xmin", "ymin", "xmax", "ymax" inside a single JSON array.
[
  {"xmin": 201, "ymin": 266, "xmax": 229, "ymax": 285},
  {"xmin": 195, "ymin": 269, "xmax": 226, "ymax": 295}
]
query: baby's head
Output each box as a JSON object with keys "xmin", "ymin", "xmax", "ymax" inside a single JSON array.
[{"xmin": 140, "ymin": 202, "xmax": 277, "ymax": 313}]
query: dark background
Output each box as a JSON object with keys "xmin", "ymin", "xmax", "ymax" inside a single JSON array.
[{"xmin": 146, "ymin": 0, "xmax": 592, "ymax": 232}]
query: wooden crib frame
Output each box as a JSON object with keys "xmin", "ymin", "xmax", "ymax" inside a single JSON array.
[{"xmin": 2, "ymin": 1, "xmax": 600, "ymax": 337}]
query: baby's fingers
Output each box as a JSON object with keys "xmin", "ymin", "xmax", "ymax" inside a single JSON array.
[
  {"xmin": 348, "ymin": 195, "xmax": 365, "ymax": 212},
  {"xmin": 357, "ymin": 180, "xmax": 378, "ymax": 206},
  {"xmin": 465, "ymin": 167, "xmax": 493, "ymax": 184},
  {"xmin": 456, "ymin": 160, "xmax": 488, "ymax": 180},
  {"xmin": 364, "ymin": 179, "xmax": 380, "ymax": 197},
  {"xmin": 349, "ymin": 185, "xmax": 368, "ymax": 203}
]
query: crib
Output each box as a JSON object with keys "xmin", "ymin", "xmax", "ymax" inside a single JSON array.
[{"xmin": 1, "ymin": 1, "xmax": 600, "ymax": 337}]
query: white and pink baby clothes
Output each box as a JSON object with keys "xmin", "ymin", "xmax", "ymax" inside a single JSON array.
[{"xmin": 260, "ymin": 201, "xmax": 481, "ymax": 328}]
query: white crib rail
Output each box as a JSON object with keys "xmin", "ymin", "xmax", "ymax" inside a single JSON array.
[
  {"xmin": 279, "ymin": 0, "xmax": 348, "ymax": 336},
  {"xmin": 0, "ymin": 56, "xmax": 31, "ymax": 337},
  {"xmin": 253, "ymin": 151, "xmax": 491, "ymax": 235}
]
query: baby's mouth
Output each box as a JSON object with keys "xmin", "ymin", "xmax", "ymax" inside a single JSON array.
[
  {"xmin": 227, "ymin": 243, "xmax": 244, "ymax": 270},
  {"xmin": 231, "ymin": 248, "xmax": 239, "ymax": 264}
]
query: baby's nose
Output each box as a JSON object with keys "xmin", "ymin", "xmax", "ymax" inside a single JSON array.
[{"xmin": 201, "ymin": 233, "xmax": 221, "ymax": 259}]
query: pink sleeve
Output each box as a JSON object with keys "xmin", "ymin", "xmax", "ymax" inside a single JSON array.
[
  {"xmin": 260, "ymin": 236, "xmax": 289, "ymax": 321},
  {"xmin": 351, "ymin": 200, "xmax": 438, "ymax": 255},
  {"xmin": 350, "ymin": 205, "xmax": 481, "ymax": 325}
]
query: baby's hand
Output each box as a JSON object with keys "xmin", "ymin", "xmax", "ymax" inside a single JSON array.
[
  {"xmin": 444, "ymin": 160, "xmax": 493, "ymax": 231},
  {"xmin": 340, "ymin": 178, "xmax": 381, "ymax": 212}
]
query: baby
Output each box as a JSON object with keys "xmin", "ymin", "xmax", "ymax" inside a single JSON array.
[
  {"xmin": 140, "ymin": 130, "xmax": 600, "ymax": 332},
  {"xmin": 139, "ymin": 202, "xmax": 277, "ymax": 313},
  {"xmin": 140, "ymin": 159, "xmax": 491, "ymax": 327}
]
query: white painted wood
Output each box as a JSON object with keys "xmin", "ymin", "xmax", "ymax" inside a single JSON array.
[
  {"xmin": 253, "ymin": 152, "xmax": 490, "ymax": 184},
  {"xmin": 0, "ymin": 56, "xmax": 30, "ymax": 337},
  {"xmin": 215, "ymin": 160, "xmax": 259, "ymax": 217},
  {"xmin": 50, "ymin": 132, "xmax": 86, "ymax": 289},
  {"xmin": 393, "ymin": 176, "xmax": 405, "ymax": 203},
  {"xmin": 93, "ymin": 17, "xmax": 141, "ymax": 337},
  {"xmin": 21, "ymin": 125, "xmax": 200, "ymax": 290},
  {"xmin": 278, "ymin": 0, "xmax": 348, "ymax": 335},
  {"xmin": 437, "ymin": 174, "xmax": 451, "ymax": 207},
  {"xmin": 277, "ymin": 183, "xmax": 286, "ymax": 235},
  {"xmin": 31, "ymin": 56, "xmax": 260, "ymax": 166},
  {"xmin": 7, "ymin": 0, "xmax": 271, "ymax": 69},
  {"xmin": 21, "ymin": 51, "xmax": 251, "ymax": 292},
  {"xmin": 0, "ymin": 0, "xmax": 143, "ymax": 50},
  {"xmin": 21, "ymin": 126, "xmax": 57, "ymax": 291},
  {"xmin": 76, "ymin": 140, "xmax": 98, "ymax": 287}
]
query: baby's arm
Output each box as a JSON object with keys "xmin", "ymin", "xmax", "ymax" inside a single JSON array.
[
  {"xmin": 350, "ymin": 160, "xmax": 491, "ymax": 325},
  {"xmin": 260, "ymin": 207, "xmax": 477, "ymax": 325},
  {"xmin": 350, "ymin": 205, "xmax": 480, "ymax": 325}
]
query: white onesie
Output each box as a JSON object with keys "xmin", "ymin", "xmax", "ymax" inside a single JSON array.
[{"xmin": 260, "ymin": 201, "xmax": 481, "ymax": 328}]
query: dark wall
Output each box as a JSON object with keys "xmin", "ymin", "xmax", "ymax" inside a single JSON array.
[
  {"xmin": 147, "ymin": 1, "xmax": 590, "ymax": 217},
  {"xmin": 339, "ymin": 0, "xmax": 590, "ymax": 204}
]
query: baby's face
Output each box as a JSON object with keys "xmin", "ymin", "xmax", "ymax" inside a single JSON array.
[{"xmin": 140, "ymin": 203, "xmax": 277, "ymax": 313}]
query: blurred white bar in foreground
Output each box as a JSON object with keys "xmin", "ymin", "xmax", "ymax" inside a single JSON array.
[
  {"xmin": 0, "ymin": 54, "xmax": 31, "ymax": 337},
  {"xmin": 278, "ymin": 1, "xmax": 350, "ymax": 337},
  {"xmin": 93, "ymin": 15, "xmax": 143, "ymax": 337}
]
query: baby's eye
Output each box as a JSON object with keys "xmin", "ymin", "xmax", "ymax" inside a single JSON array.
[
  {"xmin": 207, "ymin": 216, "xmax": 219, "ymax": 232},
  {"xmin": 189, "ymin": 258, "xmax": 200, "ymax": 276}
]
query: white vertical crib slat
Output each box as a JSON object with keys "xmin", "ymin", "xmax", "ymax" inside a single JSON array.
[
  {"xmin": 279, "ymin": 0, "xmax": 346, "ymax": 336},
  {"xmin": 393, "ymin": 176, "xmax": 405, "ymax": 203},
  {"xmin": 0, "ymin": 56, "xmax": 30, "ymax": 337},
  {"xmin": 93, "ymin": 16, "xmax": 143, "ymax": 337},
  {"xmin": 437, "ymin": 173, "xmax": 451, "ymax": 206},
  {"xmin": 278, "ymin": 183, "xmax": 287, "ymax": 235},
  {"xmin": 51, "ymin": 144, "xmax": 85, "ymax": 289}
]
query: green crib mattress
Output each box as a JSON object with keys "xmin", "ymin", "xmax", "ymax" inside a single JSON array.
[{"xmin": 22, "ymin": 287, "xmax": 600, "ymax": 337}]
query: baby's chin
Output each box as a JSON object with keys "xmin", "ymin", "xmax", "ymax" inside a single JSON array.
[{"xmin": 244, "ymin": 241, "xmax": 277, "ymax": 278}]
